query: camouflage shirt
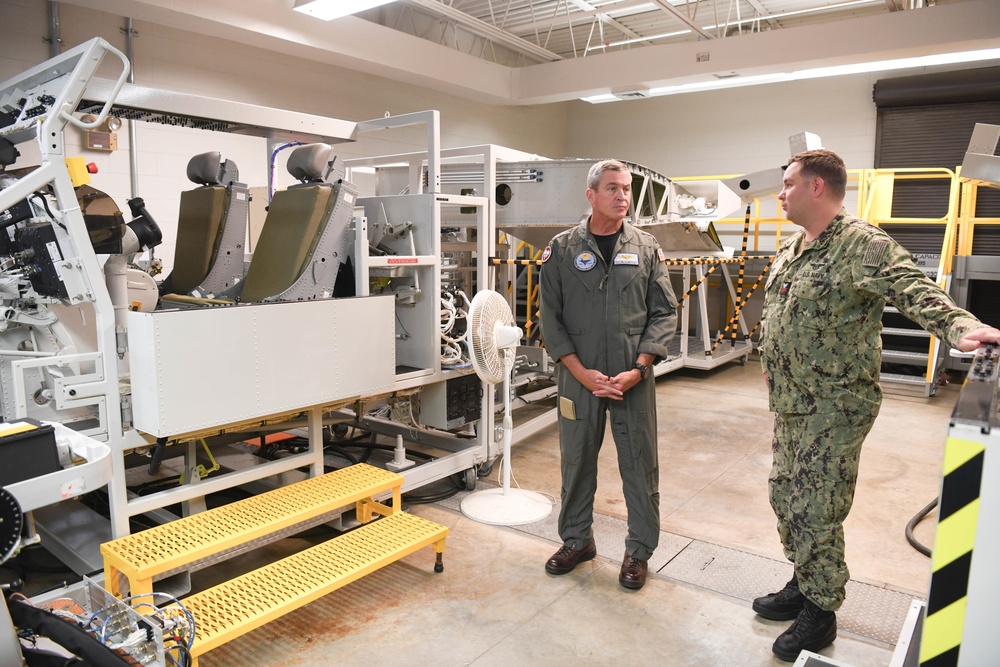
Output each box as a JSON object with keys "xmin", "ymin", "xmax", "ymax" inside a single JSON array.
[{"xmin": 759, "ymin": 209, "xmax": 982, "ymax": 415}]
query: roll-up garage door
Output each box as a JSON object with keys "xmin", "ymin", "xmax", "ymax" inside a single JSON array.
[{"xmin": 874, "ymin": 66, "xmax": 1000, "ymax": 235}]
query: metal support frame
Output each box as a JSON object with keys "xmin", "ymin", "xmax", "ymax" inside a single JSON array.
[{"xmin": 0, "ymin": 45, "xmax": 495, "ymax": 540}]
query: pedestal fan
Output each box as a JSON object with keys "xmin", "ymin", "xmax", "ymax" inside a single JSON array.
[{"xmin": 460, "ymin": 290, "xmax": 552, "ymax": 525}]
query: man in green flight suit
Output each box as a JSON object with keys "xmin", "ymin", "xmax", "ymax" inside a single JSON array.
[
  {"xmin": 756, "ymin": 149, "xmax": 1000, "ymax": 661},
  {"xmin": 539, "ymin": 159, "xmax": 677, "ymax": 590}
]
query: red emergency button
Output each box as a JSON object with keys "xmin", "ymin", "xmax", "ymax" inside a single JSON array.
[{"xmin": 87, "ymin": 162, "xmax": 98, "ymax": 174}]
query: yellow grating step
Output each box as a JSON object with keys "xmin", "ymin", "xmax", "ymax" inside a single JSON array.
[
  {"xmin": 101, "ymin": 463, "xmax": 403, "ymax": 598},
  {"xmin": 178, "ymin": 511, "xmax": 448, "ymax": 663}
]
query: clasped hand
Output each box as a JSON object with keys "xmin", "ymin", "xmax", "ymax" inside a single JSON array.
[{"xmin": 583, "ymin": 369, "xmax": 638, "ymax": 400}]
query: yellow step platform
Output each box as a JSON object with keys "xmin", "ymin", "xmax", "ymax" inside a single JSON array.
[
  {"xmin": 101, "ymin": 463, "xmax": 405, "ymax": 598},
  {"xmin": 178, "ymin": 511, "xmax": 448, "ymax": 665}
]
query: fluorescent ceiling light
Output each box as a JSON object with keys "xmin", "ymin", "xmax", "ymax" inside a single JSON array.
[
  {"xmin": 293, "ymin": 0, "xmax": 395, "ymax": 21},
  {"xmin": 581, "ymin": 48, "xmax": 1000, "ymax": 103}
]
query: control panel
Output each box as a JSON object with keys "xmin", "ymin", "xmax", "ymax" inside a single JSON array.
[{"xmin": 950, "ymin": 343, "xmax": 999, "ymax": 433}]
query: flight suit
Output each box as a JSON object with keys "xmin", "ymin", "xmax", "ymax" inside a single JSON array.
[
  {"xmin": 540, "ymin": 219, "xmax": 677, "ymax": 560},
  {"xmin": 759, "ymin": 209, "xmax": 983, "ymax": 611}
]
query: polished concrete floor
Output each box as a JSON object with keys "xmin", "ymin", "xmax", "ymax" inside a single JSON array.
[{"xmin": 194, "ymin": 358, "xmax": 954, "ymax": 667}]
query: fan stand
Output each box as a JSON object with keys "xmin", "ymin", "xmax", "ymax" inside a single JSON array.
[{"xmin": 461, "ymin": 360, "xmax": 552, "ymax": 526}]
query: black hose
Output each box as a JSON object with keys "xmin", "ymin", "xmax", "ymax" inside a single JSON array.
[
  {"xmin": 402, "ymin": 473, "xmax": 466, "ymax": 504},
  {"xmin": 905, "ymin": 497, "xmax": 938, "ymax": 557},
  {"xmin": 323, "ymin": 444, "xmax": 359, "ymax": 466},
  {"xmin": 148, "ymin": 436, "xmax": 168, "ymax": 475}
]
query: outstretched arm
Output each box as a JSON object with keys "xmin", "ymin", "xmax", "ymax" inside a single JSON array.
[{"xmin": 957, "ymin": 326, "xmax": 1000, "ymax": 352}]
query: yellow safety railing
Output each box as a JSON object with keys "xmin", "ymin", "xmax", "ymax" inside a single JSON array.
[
  {"xmin": 957, "ymin": 168, "xmax": 1000, "ymax": 257},
  {"xmin": 858, "ymin": 167, "xmax": 961, "ymax": 389}
]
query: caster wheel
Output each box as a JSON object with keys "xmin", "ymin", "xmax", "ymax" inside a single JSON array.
[{"xmin": 463, "ymin": 467, "xmax": 477, "ymax": 491}]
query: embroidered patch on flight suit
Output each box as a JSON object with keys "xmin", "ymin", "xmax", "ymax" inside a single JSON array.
[
  {"xmin": 541, "ymin": 246, "xmax": 552, "ymax": 262},
  {"xmin": 657, "ymin": 247, "xmax": 666, "ymax": 262},
  {"xmin": 614, "ymin": 253, "xmax": 639, "ymax": 266},
  {"xmin": 574, "ymin": 251, "xmax": 597, "ymax": 271},
  {"xmin": 862, "ymin": 240, "xmax": 889, "ymax": 267}
]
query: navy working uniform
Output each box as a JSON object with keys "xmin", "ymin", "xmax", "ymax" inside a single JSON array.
[
  {"xmin": 759, "ymin": 208, "xmax": 983, "ymax": 611},
  {"xmin": 540, "ymin": 218, "xmax": 677, "ymax": 560}
]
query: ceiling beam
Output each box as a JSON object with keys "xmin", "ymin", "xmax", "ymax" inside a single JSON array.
[
  {"xmin": 648, "ymin": 0, "xmax": 715, "ymax": 39},
  {"xmin": 514, "ymin": 0, "xmax": 1000, "ymax": 104},
  {"xmin": 743, "ymin": 0, "xmax": 782, "ymax": 30},
  {"xmin": 404, "ymin": 0, "xmax": 564, "ymax": 62},
  {"xmin": 505, "ymin": 0, "xmax": 654, "ymax": 39},
  {"xmin": 564, "ymin": 0, "xmax": 651, "ymax": 48}
]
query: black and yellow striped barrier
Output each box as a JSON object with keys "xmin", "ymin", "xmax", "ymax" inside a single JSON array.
[
  {"xmin": 707, "ymin": 256, "xmax": 774, "ymax": 355},
  {"xmin": 491, "ymin": 258, "xmax": 544, "ymax": 266},
  {"xmin": 488, "ymin": 256, "xmax": 752, "ymax": 267},
  {"xmin": 679, "ymin": 265, "xmax": 718, "ymax": 303},
  {"xmin": 919, "ymin": 435, "xmax": 986, "ymax": 667},
  {"xmin": 731, "ymin": 206, "xmax": 751, "ymax": 347}
]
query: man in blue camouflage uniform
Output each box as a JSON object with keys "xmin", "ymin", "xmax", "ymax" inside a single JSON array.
[
  {"xmin": 755, "ymin": 149, "xmax": 1000, "ymax": 661},
  {"xmin": 539, "ymin": 159, "xmax": 677, "ymax": 590}
]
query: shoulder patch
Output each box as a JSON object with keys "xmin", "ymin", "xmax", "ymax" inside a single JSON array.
[
  {"xmin": 862, "ymin": 239, "xmax": 890, "ymax": 267},
  {"xmin": 657, "ymin": 247, "xmax": 666, "ymax": 262},
  {"xmin": 541, "ymin": 245, "xmax": 552, "ymax": 263}
]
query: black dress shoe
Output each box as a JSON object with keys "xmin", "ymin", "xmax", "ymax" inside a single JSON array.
[
  {"xmin": 753, "ymin": 575, "xmax": 806, "ymax": 620},
  {"xmin": 618, "ymin": 554, "xmax": 648, "ymax": 590},
  {"xmin": 545, "ymin": 538, "xmax": 597, "ymax": 575},
  {"xmin": 772, "ymin": 599, "xmax": 837, "ymax": 662}
]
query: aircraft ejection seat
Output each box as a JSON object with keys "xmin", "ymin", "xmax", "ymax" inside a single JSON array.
[
  {"xmin": 232, "ymin": 143, "xmax": 357, "ymax": 302},
  {"xmin": 158, "ymin": 152, "xmax": 249, "ymax": 297}
]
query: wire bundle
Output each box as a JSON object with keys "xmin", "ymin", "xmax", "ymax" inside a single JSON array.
[{"xmin": 440, "ymin": 288, "xmax": 472, "ymax": 367}]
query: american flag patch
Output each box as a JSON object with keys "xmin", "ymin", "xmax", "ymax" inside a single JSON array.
[{"xmin": 862, "ymin": 240, "xmax": 889, "ymax": 267}]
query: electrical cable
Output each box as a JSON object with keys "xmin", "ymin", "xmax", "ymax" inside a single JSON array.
[
  {"xmin": 11, "ymin": 544, "xmax": 72, "ymax": 575},
  {"xmin": 402, "ymin": 473, "xmax": 465, "ymax": 504},
  {"xmin": 323, "ymin": 444, "xmax": 359, "ymax": 466},
  {"xmin": 268, "ymin": 142, "xmax": 303, "ymax": 201},
  {"xmin": 905, "ymin": 497, "xmax": 938, "ymax": 557},
  {"xmin": 6, "ymin": 595, "xmax": 132, "ymax": 667}
]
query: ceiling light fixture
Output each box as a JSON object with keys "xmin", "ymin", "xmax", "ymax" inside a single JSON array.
[
  {"xmin": 580, "ymin": 47, "xmax": 1000, "ymax": 103},
  {"xmin": 293, "ymin": 0, "xmax": 395, "ymax": 21}
]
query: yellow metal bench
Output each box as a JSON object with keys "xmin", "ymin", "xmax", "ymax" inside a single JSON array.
[
  {"xmin": 179, "ymin": 511, "xmax": 447, "ymax": 665},
  {"xmin": 100, "ymin": 463, "xmax": 448, "ymax": 665}
]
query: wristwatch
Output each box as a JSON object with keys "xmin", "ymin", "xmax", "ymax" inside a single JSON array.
[{"xmin": 633, "ymin": 362, "xmax": 649, "ymax": 380}]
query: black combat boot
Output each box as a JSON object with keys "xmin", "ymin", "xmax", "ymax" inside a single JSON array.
[
  {"xmin": 752, "ymin": 574, "xmax": 806, "ymax": 620},
  {"xmin": 772, "ymin": 598, "xmax": 837, "ymax": 662}
]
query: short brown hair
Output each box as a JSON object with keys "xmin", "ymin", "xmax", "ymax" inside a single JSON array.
[
  {"xmin": 587, "ymin": 159, "xmax": 630, "ymax": 191},
  {"xmin": 788, "ymin": 149, "xmax": 847, "ymax": 200}
]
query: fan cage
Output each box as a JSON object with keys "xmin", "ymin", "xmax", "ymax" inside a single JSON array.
[{"xmin": 469, "ymin": 291, "xmax": 515, "ymax": 385}]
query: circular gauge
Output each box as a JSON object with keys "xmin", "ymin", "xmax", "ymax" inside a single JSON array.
[{"xmin": 0, "ymin": 487, "xmax": 22, "ymax": 565}]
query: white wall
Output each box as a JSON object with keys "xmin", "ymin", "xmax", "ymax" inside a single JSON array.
[
  {"xmin": 0, "ymin": 0, "xmax": 569, "ymax": 270},
  {"xmin": 565, "ymin": 74, "xmax": 879, "ymax": 179},
  {"xmin": 565, "ymin": 72, "xmax": 880, "ymax": 238}
]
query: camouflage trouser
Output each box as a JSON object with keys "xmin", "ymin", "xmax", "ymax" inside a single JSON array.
[{"xmin": 769, "ymin": 409, "xmax": 877, "ymax": 612}]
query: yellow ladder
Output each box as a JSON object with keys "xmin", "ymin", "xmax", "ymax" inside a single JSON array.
[{"xmin": 100, "ymin": 463, "xmax": 448, "ymax": 666}]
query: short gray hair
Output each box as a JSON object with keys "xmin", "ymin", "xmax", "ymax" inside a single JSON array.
[{"xmin": 587, "ymin": 159, "xmax": 630, "ymax": 191}]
